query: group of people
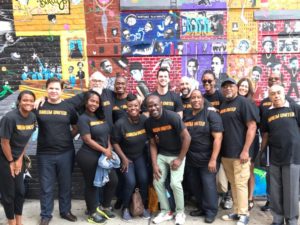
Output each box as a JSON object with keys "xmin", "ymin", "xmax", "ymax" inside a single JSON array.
[{"xmin": 0, "ymin": 65, "xmax": 300, "ymax": 225}]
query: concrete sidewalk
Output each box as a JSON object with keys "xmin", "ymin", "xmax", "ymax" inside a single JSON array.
[{"xmin": 0, "ymin": 199, "xmax": 272, "ymax": 225}]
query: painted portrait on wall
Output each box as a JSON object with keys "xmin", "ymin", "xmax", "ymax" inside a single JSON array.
[{"xmin": 68, "ymin": 38, "xmax": 85, "ymax": 60}]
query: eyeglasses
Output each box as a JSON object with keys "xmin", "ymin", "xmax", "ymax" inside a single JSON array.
[
  {"xmin": 91, "ymin": 79, "xmax": 104, "ymax": 83},
  {"xmin": 268, "ymin": 77, "xmax": 280, "ymax": 82},
  {"xmin": 202, "ymin": 79, "xmax": 213, "ymax": 84}
]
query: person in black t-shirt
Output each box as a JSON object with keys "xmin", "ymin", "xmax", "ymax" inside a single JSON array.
[
  {"xmin": 112, "ymin": 76, "xmax": 128, "ymax": 123},
  {"xmin": 180, "ymin": 76, "xmax": 194, "ymax": 119},
  {"xmin": 261, "ymin": 85, "xmax": 300, "ymax": 225},
  {"xmin": 219, "ymin": 78, "xmax": 258, "ymax": 225},
  {"xmin": 112, "ymin": 94, "xmax": 150, "ymax": 221},
  {"xmin": 145, "ymin": 95, "xmax": 191, "ymax": 225},
  {"xmin": 258, "ymin": 72, "xmax": 295, "ymax": 212},
  {"xmin": 0, "ymin": 90, "xmax": 36, "ymax": 225},
  {"xmin": 202, "ymin": 70, "xmax": 224, "ymax": 112},
  {"xmin": 76, "ymin": 90, "xmax": 117, "ymax": 224},
  {"xmin": 142, "ymin": 68, "xmax": 184, "ymax": 118},
  {"xmin": 35, "ymin": 78, "xmax": 78, "ymax": 225},
  {"xmin": 183, "ymin": 90, "xmax": 223, "ymax": 223},
  {"xmin": 201, "ymin": 70, "xmax": 232, "ymax": 210},
  {"xmin": 237, "ymin": 77, "xmax": 260, "ymax": 211}
]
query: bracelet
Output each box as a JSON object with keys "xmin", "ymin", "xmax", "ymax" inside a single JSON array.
[{"xmin": 8, "ymin": 159, "xmax": 14, "ymax": 163}]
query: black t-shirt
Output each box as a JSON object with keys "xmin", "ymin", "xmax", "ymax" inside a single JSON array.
[
  {"xmin": 77, "ymin": 112, "xmax": 110, "ymax": 154},
  {"xmin": 220, "ymin": 96, "xmax": 259, "ymax": 158},
  {"xmin": 261, "ymin": 104, "xmax": 300, "ymax": 166},
  {"xmin": 111, "ymin": 114, "xmax": 147, "ymax": 160},
  {"xmin": 203, "ymin": 90, "xmax": 224, "ymax": 111},
  {"xmin": 183, "ymin": 107, "xmax": 223, "ymax": 167},
  {"xmin": 142, "ymin": 91, "xmax": 184, "ymax": 113},
  {"xmin": 112, "ymin": 96, "xmax": 127, "ymax": 123},
  {"xmin": 66, "ymin": 89, "xmax": 114, "ymax": 127},
  {"xmin": 145, "ymin": 109, "xmax": 186, "ymax": 156},
  {"xmin": 0, "ymin": 109, "xmax": 36, "ymax": 159},
  {"xmin": 259, "ymin": 95, "xmax": 295, "ymax": 119},
  {"xmin": 181, "ymin": 96, "xmax": 192, "ymax": 119},
  {"xmin": 35, "ymin": 100, "xmax": 78, "ymax": 155}
]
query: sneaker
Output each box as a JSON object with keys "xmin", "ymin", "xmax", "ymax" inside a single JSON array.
[
  {"xmin": 175, "ymin": 212, "xmax": 186, "ymax": 225},
  {"xmin": 152, "ymin": 211, "xmax": 173, "ymax": 224},
  {"xmin": 97, "ymin": 207, "xmax": 116, "ymax": 219},
  {"xmin": 261, "ymin": 201, "xmax": 270, "ymax": 211},
  {"xmin": 223, "ymin": 197, "xmax": 233, "ymax": 209},
  {"xmin": 142, "ymin": 209, "xmax": 151, "ymax": 219},
  {"xmin": 236, "ymin": 215, "xmax": 249, "ymax": 225},
  {"xmin": 87, "ymin": 212, "xmax": 106, "ymax": 224},
  {"xmin": 122, "ymin": 208, "xmax": 132, "ymax": 222},
  {"xmin": 222, "ymin": 213, "xmax": 240, "ymax": 221}
]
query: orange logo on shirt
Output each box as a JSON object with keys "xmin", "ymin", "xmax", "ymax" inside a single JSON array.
[{"xmin": 152, "ymin": 125, "xmax": 172, "ymax": 133}]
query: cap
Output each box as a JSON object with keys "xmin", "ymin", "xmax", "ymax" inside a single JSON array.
[
  {"xmin": 262, "ymin": 36, "xmax": 275, "ymax": 47},
  {"xmin": 221, "ymin": 77, "xmax": 237, "ymax": 87}
]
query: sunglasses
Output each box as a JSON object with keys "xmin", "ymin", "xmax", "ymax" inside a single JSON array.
[
  {"xmin": 268, "ymin": 77, "xmax": 280, "ymax": 81},
  {"xmin": 202, "ymin": 79, "xmax": 213, "ymax": 84}
]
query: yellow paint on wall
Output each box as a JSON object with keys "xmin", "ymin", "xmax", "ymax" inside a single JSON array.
[
  {"xmin": 266, "ymin": 0, "xmax": 300, "ymax": 9},
  {"xmin": 227, "ymin": 8, "xmax": 258, "ymax": 54},
  {"xmin": 13, "ymin": 0, "xmax": 86, "ymax": 32}
]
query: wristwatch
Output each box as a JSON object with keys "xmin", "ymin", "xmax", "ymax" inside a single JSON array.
[{"xmin": 8, "ymin": 159, "xmax": 14, "ymax": 163}]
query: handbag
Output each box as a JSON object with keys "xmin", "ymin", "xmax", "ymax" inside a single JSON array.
[
  {"xmin": 147, "ymin": 185, "xmax": 159, "ymax": 213},
  {"xmin": 130, "ymin": 188, "xmax": 144, "ymax": 217}
]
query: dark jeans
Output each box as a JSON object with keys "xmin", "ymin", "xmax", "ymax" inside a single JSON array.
[
  {"xmin": 37, "ymin": 150, "xmax": 74, "ymax": 219},
  {"xmin": 76, "ymin": 149, "xmax": 118, "ymax": 212},
  {"xmin": 122, "ymin": 155, "xmax": 148, "ymax": 208},
  {"xmin": 0, "ymin": 154, "xmax": 25, "ymax": 219},
  {"xmin": 188, "ymin": 165, "xmax": 219, "ymax": 218}
]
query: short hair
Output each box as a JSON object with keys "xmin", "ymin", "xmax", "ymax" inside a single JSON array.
[
  {"xmin": 145, "ymin": 94, "xmax": 161, "ymax": 106},
  {"xmin": 269, "ymin": 84, "xmax": 285, "ymax": 100},
  {"xmin": 115, "ymin": 75, "xmax": 127, "ymax": 83},
  {"xmin": 129, "ymin": 62, "xmax": 143, "ymax": 71},
  {"xmin": 126, "ymin": 93, "xmax": 138, "ymax": 102},
  {"xmin": 156, "ymin": 67, "xmax": 170, "ymax": 78},
  {"xmin": 212, "ymin": 54, "xmax": 224, "ymax": 64},
  {"xmin": 252, "ymin": 66, "xmax": 262, "ymax": 74},
  {"xmin": 90, "ymin": 71, "xmax": 106, "ymax": 81},
  {"xmin": 187, "ymin": 58, "xmax": 199, "ymax": 67},
  {"xmin": 77, "ymin": 62, "xmax": 84, "ymax": 67},
  {"xmin": 202, "ymin": 69, "xmax": 216, "ymax": 79},
  {"xmin": 46, "ymin": 77, "xmax": 64, "ymax": 89}
]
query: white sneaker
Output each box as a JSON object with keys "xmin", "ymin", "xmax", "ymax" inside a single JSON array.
[
  {"xmin": 175, "ymin": 212, "xmax": 186, "ymax": 225},
  {"xmin": 152, "ymin": 211, "xmax": 173, "ymax": 224}
]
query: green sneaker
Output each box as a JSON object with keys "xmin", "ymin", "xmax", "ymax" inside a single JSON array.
[
  {"xmin": 87, "ymin": 212, "xmax": 106, "ymax": 224},
  {"xmin": 97, "ymin": 207, "xmax": 116, "ymax": 219}
]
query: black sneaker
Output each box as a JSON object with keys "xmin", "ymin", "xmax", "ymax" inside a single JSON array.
[
  {"xmin": 261, "ymin": 201, "xmax": 270, "ymax": 211},
  {"xmin": 97, "ymin": 207, "xmax": 116, "ymax": 219},
  {"xmin": 87, "ymin": 212, "xmax": 106, "ymax": 224}
]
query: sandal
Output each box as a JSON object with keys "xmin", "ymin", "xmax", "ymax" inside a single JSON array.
[{"xmin": 248, "ymin": 199, "xmax": 254, "ymax": 211}]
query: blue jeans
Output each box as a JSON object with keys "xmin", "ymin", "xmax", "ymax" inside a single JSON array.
[
  {"xmin": 188, "ymin": 165, "xmax": 219, "ymax": 218},
  {"xmin": 122, "ymin": 155, "xmax": 148, "ymax": 208},
  {"xmin": 37, "ymin": 150, "xmax": 74, "ymax": 219}
]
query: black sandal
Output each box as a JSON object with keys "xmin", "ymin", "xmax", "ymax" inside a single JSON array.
[{"xmin": 248, "ymin": 200, "xmax": 254, "ymax": 211}]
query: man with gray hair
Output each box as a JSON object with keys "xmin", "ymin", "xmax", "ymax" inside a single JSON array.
[{"xmin": 261, "ymin": 84, "xmax": 300, "ymax": 225}]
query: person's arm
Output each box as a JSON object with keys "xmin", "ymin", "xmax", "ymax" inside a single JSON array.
[
  {"xmin": 171, "ymin": 128, "xmax": 191, "ymax": 170},
  {"xmin": 113, "ymin": 143, "xmax": 132, "ymax": 173},
  {"xmin": 240, "ymin": 120, "xmax": 257, "ymax": 163},
  {"xmin": 81, "ymin": 134, "xmax": 111, "ymax": 158},
  {"xmin": 208, "ymin": 132, "xmax": 223, "ymax": 173},
  {"xmin": 34, "ymin": 96, "xmax": 46, "ymax": 109},
  {"xmin": 1, "ymin": 138, "xmax": 15, "ymax": 177},
  {"xmin": 149, "ymin": 137, "xmax": 161, "ymax": 180},
  {"xmin": 71, "ymin": 124, "xmax": 78, "ymax": 137},
  {"xmin": 260, "ymin": 132, "xmax": 269, "ymax": 152},
  {"xmin": 177, "ymin": 111, "xmax": 183, "ymax": 119}
]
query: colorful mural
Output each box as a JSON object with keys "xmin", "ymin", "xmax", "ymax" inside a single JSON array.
[{"xmin": 0, "ymin": 0, "xmax": 299, "ymax": 104}]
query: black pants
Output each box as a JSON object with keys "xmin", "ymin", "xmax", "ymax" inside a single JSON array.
[
  {"xmin": 76, "ymin": 150, "xmax": 118, "ymax": 214},
  {"xmin": 187, "ymin": 165, "xmax": 219, "ymax": 218},
  {"xmin": 0, "ymin": 154, "xmax": 25, "ymax": 220}
]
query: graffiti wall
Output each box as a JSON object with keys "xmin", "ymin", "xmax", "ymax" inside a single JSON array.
[{"xmin": 0, "ymin": 0, "xmax": 300, "ymax": 103}]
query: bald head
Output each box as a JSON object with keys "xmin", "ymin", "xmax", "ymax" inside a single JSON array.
[{"xmin": 146, "ymin": 95, "xmax": 162, "ymax": 119}]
